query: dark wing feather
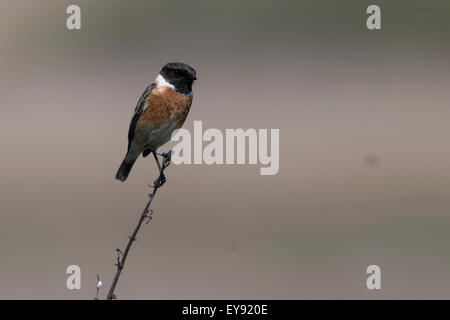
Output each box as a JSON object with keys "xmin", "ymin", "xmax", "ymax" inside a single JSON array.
[{"xmin": 127, "ymin": 83, "xmax": 156, "ymax": 151}]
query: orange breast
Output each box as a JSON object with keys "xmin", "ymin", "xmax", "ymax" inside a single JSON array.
[{"xmin": 139, "ymin": 86, "xmax": 192, "ymax": 126}]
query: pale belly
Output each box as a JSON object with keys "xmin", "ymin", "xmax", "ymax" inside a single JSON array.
[{"xmin": 135, "ymin": 121, "xmax": 181, "ymax": 149}]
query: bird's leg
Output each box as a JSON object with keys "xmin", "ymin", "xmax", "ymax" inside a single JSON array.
[
  {"xmin": 147, "ymin": 147, "xmax": 172, "ymax": 188},
  {"xmin": 152, "ymin": 150, "xmax": 163, "ymax": 172},
  {"xmin": 152, "ymin": 151, "xmax": 166, "ymax": 187}
]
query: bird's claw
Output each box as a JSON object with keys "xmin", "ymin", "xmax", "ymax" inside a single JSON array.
[{"xmin": 161, "ymin": 150, "xmax": 172, "ymax": 169}]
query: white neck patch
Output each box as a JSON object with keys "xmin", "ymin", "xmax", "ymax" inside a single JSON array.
[{"xmin": 155, "ymin": 74, "xmax": 175, "ymax": 90}]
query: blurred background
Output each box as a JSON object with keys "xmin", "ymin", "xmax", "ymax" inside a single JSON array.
[{"xmin": 0, "ymin": 0, "xmax": 450, "ymax": 299}]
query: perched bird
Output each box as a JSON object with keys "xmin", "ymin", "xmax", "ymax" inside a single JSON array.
[{"xmin": 116, "ymin": 62, "xmax": 197, "ymax": 182}]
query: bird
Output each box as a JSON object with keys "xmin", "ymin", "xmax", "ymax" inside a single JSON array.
[{"xmin": 115, "ymin": 62, "xmax": 197, "ymax": 182}]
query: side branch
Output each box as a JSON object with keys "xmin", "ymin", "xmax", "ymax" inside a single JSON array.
[{"xmin": 106, "ymin": 150, "xmax": 172, "ymax": 300}]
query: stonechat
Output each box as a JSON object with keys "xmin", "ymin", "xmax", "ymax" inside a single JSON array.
[{"xmin": 116, "ymin": 62, "xmax": 197, "ymax": 182}]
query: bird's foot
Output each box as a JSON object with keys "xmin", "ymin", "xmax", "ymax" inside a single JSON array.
[
  {"xmin": 161, "ymin": 150, "xmax": 172, "ymax": 169},
  {"xmin": 143, "ymin": 147, "xmax": 172, "ymax": 187}
]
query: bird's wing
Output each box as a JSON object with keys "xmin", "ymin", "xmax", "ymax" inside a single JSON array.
[{"xmin": 127, "ymin": 83, "xmax": 156, "ymax": 151}]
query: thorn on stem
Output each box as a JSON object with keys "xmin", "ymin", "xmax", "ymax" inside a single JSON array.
[
  {"xmin": 144, "ymin": 209, "xmax": 154, "ymax": 224},
  {"xmin": 115, "ymin": 248, "xmax": 124, "ymax": 267}
]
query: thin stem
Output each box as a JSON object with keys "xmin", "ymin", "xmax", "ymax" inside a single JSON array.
[{"xmin": 106, "ymin": 150, "xmax": 171, "ymax": 300}]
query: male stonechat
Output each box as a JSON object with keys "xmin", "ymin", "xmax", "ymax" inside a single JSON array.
[{"xmin": 116, "ymin": 62, "xmax": 197, "ymax": 182}]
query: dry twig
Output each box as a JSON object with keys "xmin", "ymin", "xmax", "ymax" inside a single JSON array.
[{"xmin": 105, "ymin": 150, "xmax": 172, "ymax": 300}]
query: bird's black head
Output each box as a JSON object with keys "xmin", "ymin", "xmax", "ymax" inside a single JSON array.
[{"xmin": 159, "ymin": 62, "xmax": 197, "ymax": 95}]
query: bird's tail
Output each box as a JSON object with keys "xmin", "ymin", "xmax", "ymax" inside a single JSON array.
[{"xmin": 115, "ymin": 152, "xmax": 139, "ymax": 182}]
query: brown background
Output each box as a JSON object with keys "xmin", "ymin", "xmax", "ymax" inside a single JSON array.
[{"xmin": 0, "ymin": 0, "xmax": 449, "ymax": 299}]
